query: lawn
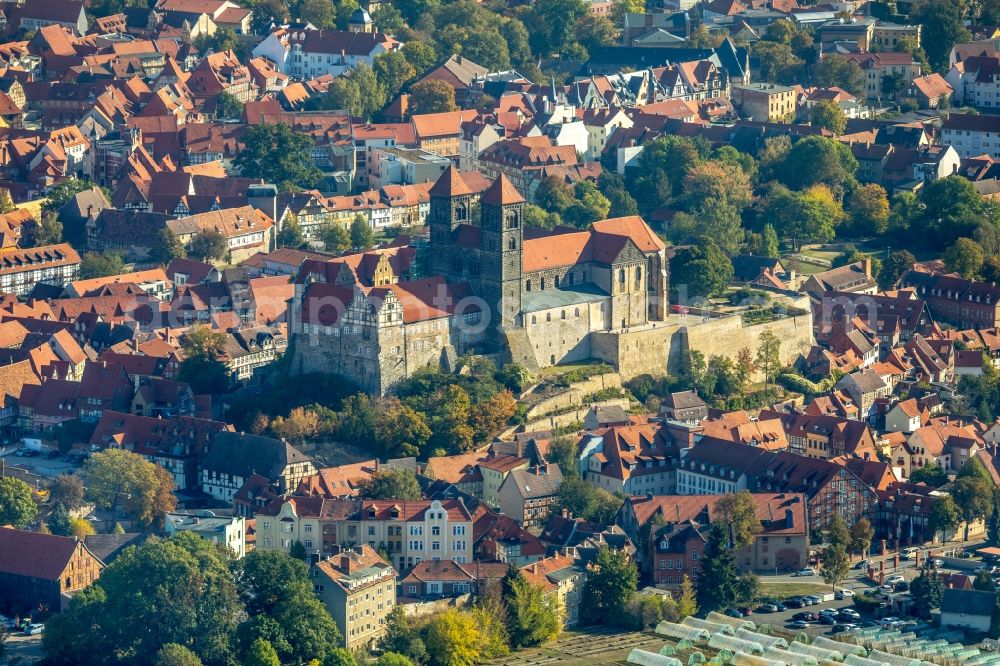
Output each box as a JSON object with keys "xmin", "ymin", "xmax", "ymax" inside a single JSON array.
[{"xmin": 760, "ymin": 582, "xmax": 833, "ymax": 599}]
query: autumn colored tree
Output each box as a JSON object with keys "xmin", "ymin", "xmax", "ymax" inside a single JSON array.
[{"xmin": 408, "ymin": 80, "xmax": 457, "ymax": 116}]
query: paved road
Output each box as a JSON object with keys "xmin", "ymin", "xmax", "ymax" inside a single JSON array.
[{"xmin": 3, "ymin": 632, "xmax": 44, "ymax": 663}]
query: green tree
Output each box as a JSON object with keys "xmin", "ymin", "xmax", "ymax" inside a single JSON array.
[
  {"xmin": 761, "ymin": 224, "xmax": 780, "ymax": 258},
  {"xmin": 847, "ymin": 183, "xmax": 890, "ymax": 236},
  {"xmin": 504, "ymin": 568, "xmax": 561, "ymax": 647},
  {"xmin": 378, "ymin": 606, "xmax": 428, "ymax": 665},
  {"xmin": 776, "ymin": 136, "xmax": 857, "ymax": 194},
  {"xmin": 178, "ymin": 325, "xmax": 231, "ymax": 394},
  {"xmin": 299, "ymin": 0, "xmax": 336, "ymax": 26},
  {"xmin": 677, "ymin": 576, "xmax": 698, "ymax": 619},
  {"xmin": 610, "ymin": 0, "xmax": 644, "ymax": 28},
  {"xmin": 408, "ymin": 79, "xmax": 457, "ymax": 116},
  {"xmin": 556, "ymin": 476, "xmax": 621, "ymax": 525},
  {"xmin": 358, "ymin": 468, "xmax": 422, "ymax": 500},
  {"xmin": 909, "ymin": 563, "xmax": 944, "ymax": 619},
  {"xmin": 244, "ymin": 638, "xmax": 280, "ymax": 666},
  {"xmin": 48, "ymin": 501, "xmax": 72, "ymax": 536},
  {"xmin": 154, "ymin": 643, "xmax": 205, "ymax": 666},
  {"xmin": 236, "ymin": 550, "xmax": 342, "ymax": 664},
  {"xmin": 0, "ymin": 187, "xmax": 15, "ymax": 213},
  {"xmin": 754, "ymin": 41, "xmax": 804, "ymax": 84},
  {"xmin": 583, "ymin": 546, "xmax": 637, "ymax": 624},
  {"xmin": 317, "ymin": 222, "xmax": 350, "ymax": 253},
  {"xmin": 912, "ymin": 0, "xmax": 971, "ymax": 72},
  {"xmin": 696, "ymin": 523, "xmax": 757, "ymax": 613},
  {"xmin": 44, "ymin": 179, "xmax": 102, "ymax": 212},
  {"xmin": 373, "ymin": 51, "xmax": 417, "ymax": 98},
  {"xmin": 187, "ymin": 229, "xmax": 228, "ymax": 262},
  {"xmin": 825, "ymin": 514, "xmax": 851, "ymax": 549},
  {"xmin": 669, "ymin": 240, "xmax": 734, "ymax": 299},
  {"xmin": 528, "ymin": 0, "xmax": 588, "ymax": 55},
  {"xmin": 920, "ymin": 176, "xmax": 984, "ymax": 245},
  {"xmin": 0, "ymin": 476, "xmax": 37, "ymax": 528},
  {"xmin": 422, "ymin": 609, "xmax": 481, "ymax": 666},
  {"xmin": 402, "ymin": 41, "xmax": 437, "ymax": 74},
  {"xmin": 562, "ymin": 181, "xmax": 611, "ymax": 227},
  {"xmin": 953, "ymin": 458, "xmax": 996, "ymax": 540},
  {"xmin": 877, "ymin": 250, "xmax": 916, "ymax": 290},
  {"xmin": 30, "ymin": 210, "xmax": 63, "ymax": 246},
  {"xmin": 716, "ymin": 491, "xmax": 763, "ymax": 551},
  {"xmin": 910, "ymin": 464, "xmax": 947, "ymax": 487},
  {"xmin": 49, "ymin": 473, "xmax": 85, "ymax": 510},
  {"xmin": 250, "ymin": 0, "xmax": 290, "ymax": 33},
  {"xmin": 215, "ymin": 91, "xmax": 244, "ymax": 119},
  {"xmin": 277, "ymin": 213, "xmax": 307, "ymax": 249},
  {"xmin": 79, "ymin": 251, "xmax": 125, "ymax": 279},
  {"xmin": 812, "ymin": 57, "xmax": 866, "ymax": 98},
  {"xmin": 350, "ymin": 216, "xmax": 375, "ymax": 250},
  {"xmin": 849, "ymin": 517, "xmax": 874, "ymax": 557},
  {"xmin": 235, "ymin": 123, "xmax": 323, "ymax": 192},
  {"xmin": 372, "ymin": 399, "xmax": 432, "ymax": 457},
  {"xmin": 376, "ymin": 654, "xmax": 415, "ymax": 666},
  {"xmin": 976, "ymin": 570, "xmax": 997, "ymax": 591},
  {"xmin": 928, "ymin": 494, "xmax": 960, "ymax": 543},
  {"xmin": 810, "ymin": 99, "xmax": 847, "ymax": 134},
  {"xmin": 43, "ymin": 533, "xmax": 240, "ymax": 666},
  {"xmin": 81, "ymin": 449, "xmax": 176, "ymax": 528},
  {"xmin": 821, "ymin": 543, "xmax": 850, "ymax": 590},
  {"xmin": 326, "ymin": 648, "xmax": 359, "ymax": 666},
  {"xmin": 149, "ymin": 228, "xmax": 186, "ymax": 265},
  {"xmin": 944, "ymin": 237, "xmax": 985, "ymax": 278},
  {"xmin": 755, "ymin": 329, "xmax": 781, "ymax": 390},
  {"xmin": 288, "ymin": 540, "xmax": 307, "ymax": 561}
]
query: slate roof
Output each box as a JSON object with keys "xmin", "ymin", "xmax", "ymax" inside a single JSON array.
[
  {"xmin": 202, "ymin": 431, "xmax": 311, "ymax": 479},
  {"xmin": 941, "ymin": 588, "xmax": 996, "ymax": 616}
]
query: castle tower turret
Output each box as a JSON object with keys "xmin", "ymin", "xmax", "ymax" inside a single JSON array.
[
  {"xmin": 427, "ymin": 166, "xmax": 475, "ymax": 278},
  {"xmin": 479, "ymin": 174, "xmax": 524, "ymax": 331}
]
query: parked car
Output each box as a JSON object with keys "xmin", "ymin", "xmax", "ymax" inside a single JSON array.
[
  {"xmin": 894, "ymin": 581, "xmax": 909, "ymax": 592},
  {"xmin": 901, "ymin": 547, "xmax": 920, "ymax": 560},
  {"xmin": 771, "ymin": 601, "xmax": 787, "ymax": 612},
  {"xmin": 878, "ymin": 584, "xmax": 895, "ymax": 594},
  {"xmin": 886, "ymin": 575, "xmax": 905, "ymax": 585},
  {"xmin": 835, "ymin": 589, "xmax": 855, "ymax": 599},
  {"xmin": 757, "ymin": 604, "xmax": 778, "ymax": 613},
  {"xmin": 737, "ymin": 607, "xmax": 753, "ymax": 616},
  {"xmin": 784, "ymin": 598, "xmax": 805, "ymax": 609},
  {"xmin": 788, "ymin": 620, "xmax": 811, "ymax": 629},
  {"xmin": 880, "ymin": 617, "xmax": 901, "ymax": 629},
  {"xmin": 854, "ymin": 559, "xmax": 871, "ymax": 570},
  {"xmin": 932, "ymin": 559, "xmax": 943, "ymax": 568},
  {"xmin": 860, "ymin": 620, "xmax": 880, "ymax": 628},
  {"xmin": 818, "ymin": 615, "xmax": 836, "ymax": 625},
  {"xmin": 818, "ymin": 608, "xmax": 838, "ymax": 616},
  {"xmin": 838, "ymin": 610, "xmax": 860, "ymax": 622},
  {"xmin": 802, "ymin": 595, "xmax": 822, "ymax": 605},
  {"xmin": 794, "ymin": 567, "xmax": 817, "ymax": 577},
  {"xmin": 832, "ymin": 623, "xmax": 858, "ymax": 634},
  {"xmin": 792, "ymin": 612, "xmax": 818, "ymax": 622},
  {"xmin": 724, "ymin": 609, "xmax": 742, "ymax": 618},
  {"xmin": 25, "ymin": 623, "xmax": 44, "ymax": 635}
]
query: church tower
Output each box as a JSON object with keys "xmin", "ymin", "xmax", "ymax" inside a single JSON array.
[
  {"xmin": 427, "ymin": 167, "xmax": 475, "ymax": 279},
  {"xmin": 479, "ymin": 174, "xmax": 524, "ymax": 331}
]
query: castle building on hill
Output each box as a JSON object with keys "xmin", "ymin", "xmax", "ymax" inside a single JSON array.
[{"xmin": 289, "ymin": 167, "xmax": 669, "ymax": 394}]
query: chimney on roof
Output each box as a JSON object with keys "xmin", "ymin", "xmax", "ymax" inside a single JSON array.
[{"xmin": 785, "ymin": 508, "xmax": 793, "ymax": 528}]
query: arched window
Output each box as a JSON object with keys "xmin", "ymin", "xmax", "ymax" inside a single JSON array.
[
  {"xmin": 540, "ymin": 278, "xmax": 546, "ymax": 290},
  {"xmin": 508, "ymin": 238, "xmax": 516, "ymax": 250},
  {"xmin": 561, "ymin": 310, "xmax": 566, "ymax": 319},
  {"xmin": 619, "ymin": 268, "xmax": 626, "ymax": 285},
  {"xmin": 555, "ymin": 275, "xmax": 560, "ymax": 287},
  {"xmin": 546, "ymin": 313, "xmax": 551, "ymax": 322},
  {"xmin": 575, "ymin": 308, "xmax": 580, "ymax": 317},
  {"xmin": 635, "ymin": 266, "xmax": 642, "ymax": 289},
  {"xmin": 531, "ymin": 315, "xmax": 536, "ymax": 324},
  {"xmin": 526, "ymin": 279, "xmax": 532, "ymax": 292},
  {"xmin": 506, "ymin": 211, "xmax": 519, "ymax": 229},
  {"xmin": 456, "ymin": 203, "xmax": 468, "ymax": 221}
]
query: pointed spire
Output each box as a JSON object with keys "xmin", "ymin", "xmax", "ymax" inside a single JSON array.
[
  {"xmin": 481, "ymin": 174, "xmax": 525, "ymax": 205},
  {"xmin": 428, "ymin": 165, "xmax": 472, "ymax": 197}
]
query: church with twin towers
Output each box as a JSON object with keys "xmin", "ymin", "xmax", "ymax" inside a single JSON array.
[{"xmin": 290, "ymin": 167, "xmax": 670, "ymax": 394}]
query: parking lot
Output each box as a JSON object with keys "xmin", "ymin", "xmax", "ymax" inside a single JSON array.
[{"xmin": 0, "ymin": 444, "xmax": 81, "ymax": 480}]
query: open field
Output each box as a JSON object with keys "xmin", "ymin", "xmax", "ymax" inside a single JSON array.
[{"xmin": 760, "ymin": 582, "xmax": 834, "ymax": 598}]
